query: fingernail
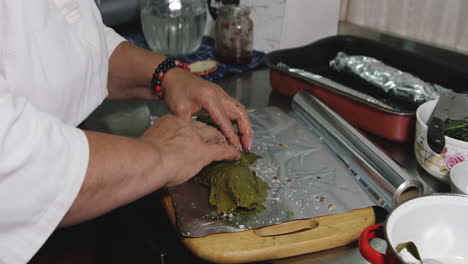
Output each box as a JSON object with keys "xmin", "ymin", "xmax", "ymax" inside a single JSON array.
[
  {"xmin": 238, "ymin": 143, "xmax": 244, "ymax": 151},
  {"xmin": 248, "ymin": 141, "xmax": 252, "ymax": 151}
]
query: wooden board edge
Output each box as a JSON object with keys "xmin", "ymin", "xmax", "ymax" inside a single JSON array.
[{"xmin": 182, "ymin": 207, "xmax": 376, "ymax": 263}]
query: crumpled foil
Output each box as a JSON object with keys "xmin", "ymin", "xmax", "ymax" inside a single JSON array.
[
  {"xmin": 168, "ymin": 107, "xmax": 377, "ymax": 238},
  {"xmin": 330, "ymin": 52, "xmax": 450, "ymax": 105}
]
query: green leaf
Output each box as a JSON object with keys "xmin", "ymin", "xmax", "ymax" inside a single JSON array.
[
  {"xmin": 440, "ymin": 166, "xmax": 448, "ymax": 174},
  {"xmin": 196, "ymin": 151, "xmax": 269, "ymax": 215},
  {"xmin": 395, "ymin": 241, "xmax": 423, "ymax": 263}
]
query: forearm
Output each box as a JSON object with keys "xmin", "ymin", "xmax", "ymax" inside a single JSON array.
[
  {"xmin": 60, "ymin": 130, "xmax": 165, "ymax": 227},
  {"xmin": 107, "ymin": 42, "xmax": 167, "ymax": 99}
]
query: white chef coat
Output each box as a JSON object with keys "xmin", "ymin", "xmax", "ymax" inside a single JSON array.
[{"xmin": 0, "ymin": 0, "xmax": 125, "ymax": 263}]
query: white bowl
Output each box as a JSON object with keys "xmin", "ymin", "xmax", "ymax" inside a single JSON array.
[
  {"xmin": 450, "ymin": 161, "xmax": 468, "ymax": 195},
  {"xmin": 414, "ymin": 100, "xmax": 468, "ymax": 182},
  {"xmin": 386, "ymin": 194, "xmax": 468, "ymax": 263}
]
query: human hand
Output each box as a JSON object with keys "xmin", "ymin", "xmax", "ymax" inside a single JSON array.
[
  {"xmin": 140, "ymin": 115, "xmax": 240, "ymax": 187},
  {"xmin": 162, "ymin": 68, "xmax": 253, "ymax": 150}
]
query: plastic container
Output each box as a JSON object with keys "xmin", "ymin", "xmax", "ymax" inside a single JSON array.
[{"xmin": 264, "ymin": 35, "xmax": 468, "ymax": 142}]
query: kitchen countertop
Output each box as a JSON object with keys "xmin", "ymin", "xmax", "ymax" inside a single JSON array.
[
  {"xmin": 84, "ymin": 67, "xmax": 390, "ymax": 264},
  {"xmin": 211, "ymin": 67, "xmax": 449, "ymax": 264},
  {"xmin": 82, "ymin": 65, "xmax": 449, "ymax": 264},
  {"xmin": 35, "ymin": 22, "xmax": 463, "ymax": 264}
]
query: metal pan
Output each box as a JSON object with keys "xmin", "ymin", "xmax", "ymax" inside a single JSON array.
[{"xmin": 264, "ymin": 35, "xmax": 468, "ymax": 142}]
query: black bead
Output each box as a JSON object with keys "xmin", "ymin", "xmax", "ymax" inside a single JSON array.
[
  {"xmin": 150, "ymin": 59, "xmax": 188, "ymax": 93},
  {"xmin": 153, "ymin": 79, "xmax": 161, "ymax": 86}
]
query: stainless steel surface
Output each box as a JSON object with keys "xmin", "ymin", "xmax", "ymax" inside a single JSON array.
[
  {"xmin": 169, "ymin": 107, "xmax": 376, "ymax": 237},
  {"xmin": 330, "ymin": 51, "xmax": 449, "ymax": 105},
  {"xmin": 430, "ymin": 93, "xmax": 454, "ymax": 122},
  {"xmin": 84, "ymin": 67, "xmax": 447, "ymax": 263},
  {"xmin": 442, "ymin": 92, "xmax": 468, "ymax": 122},
  {"xmin": 292, "ymin": 91, "xmax": 423, "ymax": 209},
  {"xmin": 219, "ymin": 68, "xmax": 442, "ymax": 264}
]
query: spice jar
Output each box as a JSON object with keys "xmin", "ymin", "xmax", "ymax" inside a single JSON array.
[{"xmin": 214, "ymin": 5, "xmax": 253, "ymax": 65}]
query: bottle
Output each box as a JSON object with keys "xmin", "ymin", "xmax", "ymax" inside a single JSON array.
[
  {"xmin": 214, "ymin": 5, "xmax": 253, "ymax": 65},
  {"xmin": 140, "ymin": 0, "xmax": 207, "ymax": 56}
]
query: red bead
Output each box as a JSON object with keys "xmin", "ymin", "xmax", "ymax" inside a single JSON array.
[
  {"xmin": 154, "ymin": 85, "xmax": 162, "ymax": 92},
  {"xmin": 175, "ymin": 60, "xmax": 181, "ymax": 66},
  {"xmin": 182, "ymin": 63, "xmax": 188, "ymax": 70},
  {"xmin": 157, "ymin": 93, "xmax": 164, "ymax": 99},
  {"xmin": 157, "ymin": 73, "xmax": 164, "ymax": 79}
]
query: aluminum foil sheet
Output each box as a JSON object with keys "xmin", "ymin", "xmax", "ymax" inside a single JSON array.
[
  {"xmin": 330, "ymin": 52, "xmax": 450, "ymax": 105},
  {"xmin": 168, "ymin": 107, "xmax": 377, "ymax": 238}
]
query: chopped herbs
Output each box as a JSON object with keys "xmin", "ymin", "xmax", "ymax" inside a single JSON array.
[{"xmin": 444, "ymin": 121, "xmax": 468, "ymax": 142}]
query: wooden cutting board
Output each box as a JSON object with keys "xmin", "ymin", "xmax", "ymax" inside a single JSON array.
[{"xmin": 162, "ymin": 190, "xmax": 375, "ymax": 263}]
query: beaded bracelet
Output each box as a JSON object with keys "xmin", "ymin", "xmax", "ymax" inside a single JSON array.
[{"xmin": 151, "ymin": 58, "xmax": 190, "ymax": 99}]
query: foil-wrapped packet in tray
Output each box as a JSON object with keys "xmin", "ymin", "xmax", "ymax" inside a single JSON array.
[{"xmin": 330, "ymin": 52, "xmax": 451, "ymax": 105}]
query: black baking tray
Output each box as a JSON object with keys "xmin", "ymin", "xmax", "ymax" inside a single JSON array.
[
  {"xmin": 264, "ymin": 35, "xmax": 468, "ymax": 112},
  {"xmin": 263, "ymin": 35, "xmax": 468, "ymax": 142}
]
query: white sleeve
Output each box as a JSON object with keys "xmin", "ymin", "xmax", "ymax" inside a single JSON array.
[
  {"xmin": 0, "ymin": 76, "xmax": 89, "ymax": 264},
  {"xmin": 103, "ymin": 26, "xmax": 126, "ymax": 58}
]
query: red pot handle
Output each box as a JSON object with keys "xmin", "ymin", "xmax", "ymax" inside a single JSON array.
[{"xmin": 359, "ymin": 224, "xmax": 387, "ymax": 264}]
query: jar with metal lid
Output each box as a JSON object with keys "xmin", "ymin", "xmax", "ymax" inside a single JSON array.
[{"xmin": 214, "ymin": 5, "xmax": 253, "ymax": 65}]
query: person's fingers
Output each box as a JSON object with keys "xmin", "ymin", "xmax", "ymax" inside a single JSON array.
[
  {"xmin": 226, "ymin": 101, "xmax": 253, "ymax": 150},
  {"xmin": 205, "ymin": 143, "xmax": 240, "ymax": 161},
  {"xmin": 198, "ymin": 125, "xmax": 226, "ymax": 143},
  {"xmin": 204, "ymin": 105, "xmax": 241, "ymax": 149},
  {"xmin": 236, "ymin": 115, "xmax": 253, "ymax": 150}
]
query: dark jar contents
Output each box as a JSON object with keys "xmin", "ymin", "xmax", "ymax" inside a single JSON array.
[{"xmin": 214, "ymin": 5, "xmax": 253, "ymax": 65}]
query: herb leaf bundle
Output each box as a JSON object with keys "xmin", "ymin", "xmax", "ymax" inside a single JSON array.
[
  {"xmin": 444, "ymin": 121, "xmax": 468, "ymax": 142},
  {"xmin": 195, "ymin": 151, "xmax": 270, "ymax": 215}
]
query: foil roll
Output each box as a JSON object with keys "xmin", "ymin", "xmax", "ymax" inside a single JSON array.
[
  {"xmin": 292, "ymin": 91, "xmax": 423, "ymax": 208},
  {"xmin": 330, "ymin": 52, "xmax": 450, "ymax": 105}
]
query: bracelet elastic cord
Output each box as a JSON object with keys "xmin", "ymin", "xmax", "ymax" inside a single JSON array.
[{"xmin": 151, "ymin": 58, "xmax": 190, "ymax": 99}]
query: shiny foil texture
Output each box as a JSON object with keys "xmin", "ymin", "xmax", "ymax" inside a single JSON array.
[{"xmin": 330, "ymin": 52, "xmax": 450, "ymax": 105}]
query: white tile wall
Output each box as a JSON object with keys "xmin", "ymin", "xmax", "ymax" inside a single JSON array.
[{"xmin": 205, "ymin": 0, "xmax": 341, "ymax": 52}]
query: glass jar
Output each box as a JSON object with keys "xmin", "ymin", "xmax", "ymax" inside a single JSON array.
[
  {"xmin": 214, "ymin": 5, "xmax": 253, "ymax": 65},
  {"xmin": 140, "ymin": 0, "xmax": 207, "ymax": 56}
]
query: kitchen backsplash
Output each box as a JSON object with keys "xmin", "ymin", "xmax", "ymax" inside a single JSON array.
[{"xmin": 205, "ymin": 0, "xmax": 340, "ymax": 52}]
